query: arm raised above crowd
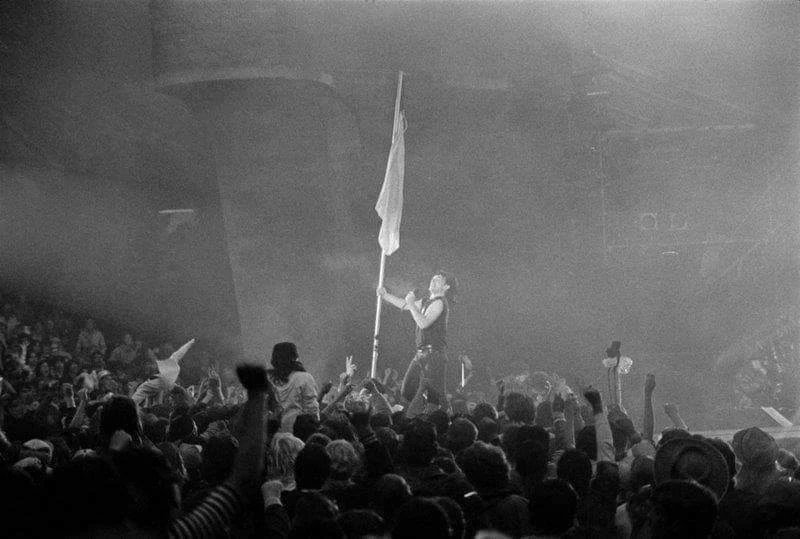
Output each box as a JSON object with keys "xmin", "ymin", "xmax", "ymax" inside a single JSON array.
[
  {"xmin": 169, "ymin": 364, "xmax": 272, "ymax": 539},
  {"xmin": 169, "ymin": 338, "xmax": 196, "ymax": 364},
  {"xmin": 664, "ymin": 402, "xmax": 688, "ymax": 431},
  {"xmin": 584, "ymin": 386, "xmax": 615, "ymax": 463},
  {"xmin": 643, "ymin": 373, "xmax": 656, "ymax": 442}
]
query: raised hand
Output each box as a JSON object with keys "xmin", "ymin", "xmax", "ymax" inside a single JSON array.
[
  {"xmin": 664, "ymin": 402, "xmax": 680, "ymax": 418},
  {"xmin": 404, "ymin": 290, "xmax": 416, "ymax": 306},
  {"xmin": 345, "ymin": 356, "xmax": 357, "ymax": 377},
  {"xmin": 377, "ymin": 286, "xmax": 387, "ymax": 298},
  {"xmin": 583, "ymin": 386, "xmax": 603, "ymax": 414}
]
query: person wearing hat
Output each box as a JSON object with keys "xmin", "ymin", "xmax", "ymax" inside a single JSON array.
[
  {"xmin": 731, "ymin": 426, "xmax": 780, "ymax": 494},
  {"xmin": 717, "ymin": 427, "xmax": 781, "ymax": 538},
  {"xmin": 653, "ymin": 437, "xmax": 730, "ymax": 501}
]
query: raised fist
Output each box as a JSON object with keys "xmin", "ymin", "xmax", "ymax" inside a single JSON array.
[{"xmin": 583, "ymin": 386, "xmax": 603, "ymax": 414}]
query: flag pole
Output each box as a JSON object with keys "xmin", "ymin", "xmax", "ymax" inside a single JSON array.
[
  {"xmin": 371, "ymin": 253, "xmax": 387, "ymax": 378},
  {"xmin": 371, "ymin": 71, "xmax": 404, "ymax": 379}
]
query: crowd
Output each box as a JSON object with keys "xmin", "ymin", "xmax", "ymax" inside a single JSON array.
[{"xmin": 2, "ymin": 293, "xmax": 800, "ymax": 538}]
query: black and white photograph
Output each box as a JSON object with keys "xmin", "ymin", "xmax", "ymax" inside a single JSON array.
[{"xmin": 0, "ymin": 1, "xmax": 798, "ymax": 537}]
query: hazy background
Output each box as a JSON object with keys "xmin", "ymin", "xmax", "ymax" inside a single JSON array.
[{"xmin": 1, "ymin": 0, "xmax": 797, "ymax": 429}]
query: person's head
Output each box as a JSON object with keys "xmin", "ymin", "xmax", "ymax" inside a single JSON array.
[
  {"xmin": 98, "ymin": 372, "xmax": 117, "ymax": 394},
  {"xmin": 429, "ymin": 271, "xmax": 457, "ymax": 302},
  {"xmin": 706, "ymin": 438, "xmax": 737, "ymax": 490},
  {"xmin": 42, "ymin": 454, "xmax": 129, "ymax": 536},
  {"xmin": 50, "ymin": 337, "xmax": 62, "ymax": 353},
  {"xmin": 123, "ymin": 333, "xmax": 133, "ymax": 346},
  {"xmin": 337, "ymin": 509, "xmax": 387, "ymax": 539},
  {"xmin": 529, "ymin": 479, "xmax": 578, "ymax": 537},
  {"xmin": 270, "ymin": 342, "xmax": 304, "ymax": 384},
  {"xmin": 292, "ymin": 491, "xmax": 340, "ymax": 529},
  {"xmin": 156, "ymin": 442, "xmax": 187, "ymax": 483},
  {"xmin": 6, "ymin": 398, "xmax": 25, "ymax": 419},
  {"xmin": 628, "ymin": 455, "xmax": 655, "ymax": 495},
  {"xmin": 446, "ymin": 418, "xmax": 478, "ymax": 455},
  {"xmin": 503, "ymin": 424, "xmax": 549, "ymax": 465},
  {"xmin": 504, "ymin": 392, "xmax": 535, "ymax": 424},
  {"xmin": 268, "ymin": 432, "xmax": 305, "ymax": 480},
  {"xmin": 326, "ymin": 439, "xmax": 360, "ymax": 481},
  {"xmin": 399, "ymin": 418, "xmax": 438, "ymax": 467},
  {"xmin": 657, "ymin": 428, "xmax": 691, "ymax": 449},
  {"xmin": 732, "ymin": 427, "xmax": 780, "ymax": 494},
  {"xmin": 654, "ymin": 438, "xmax": 730, "ymax": 500},
  {"xmin": 428, "ymin": 409, "xmax": 450, "ymax": 442},
  {"xmin": 295, "ymin": 443, "xmax": 331, "ymax": 490},
  {"xmin": 471, "ymin": 402, "xmax": 498, "ymax": 423},
  {"xmin": 458, "ymin": 441, "xmax": 510, "ymax": 493},
  {"xmin": 516, "ymin": 439, "xmax": 549, "ymax": 488},
  {"xmin": 21, "ymin": 438, "xmax": 54, "ymax": 467},
  {"xmin": 610, "ymin": 413, "xmax": 638, "ymax": 459},
  {"xmin": 372, "ymin": 474, "xmax": 412, "ymax": 524},
  {"xmin": 85, "ymin": 319, "xmax": 95, "ymax": 331},
  {"xmin": 306, "ymin": 432, "xmax": 333, "ymax": 447},
  {"xmin": 393, "ymin": 497, "xmax": 451, "ymax": 539},
  {"xmin": 476, "ymin": 417, "xmax": 500, "ymax": 445},
  {"xmin": 99, "ymin": 396, "xmax": 142, "ymax": 443},
  {"xmin": 557, "ymin": 449, "xmax": 592, "ymax": 497},
  {"xmin": 166, "ymin": 411, "xmax": 197, "ymax": 443},
  {"xmin": 201, "ymin": 434, "xmax": 238, "ymax": 484},
  {"xmin": 434, "ymin": 496, "xmax": 465, "ymax": 539},
  {"xmin": 375, "ymin": 426, "xmax": 400, "ymax": 460},
  {"xmin": 91, "ymin": 349, "xmax": 105, "ymax": 365},
  {"xmin": 50, "ymin": 359, "xmax": 64, "ymax": 380},
  {"xmin": 112, "ymin": 447, "xmax": 183, "ymax": 532},
  {"xmin": 648, "ymin": 480, "xmax": 718, "ymax": 539},
  {"xmin": 35, "ymin": 360, "xmax": 50, "ymax": 378},
  {"xmin": 66, "ymin": 360, "xmax": 81, "ymax": 379}
]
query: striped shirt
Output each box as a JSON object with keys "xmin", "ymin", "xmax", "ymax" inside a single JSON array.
[{"xmin": 169, "ymin": 483, "xmax": 242, "ymax": 539}]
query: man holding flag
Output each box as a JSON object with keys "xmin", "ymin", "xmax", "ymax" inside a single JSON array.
[
  {"xmin": 372, "ymin": 70, "xmax": 458, "ymax": 405},
  {"xmin": 377, "ymin": 272, "xmax": 457, "ymax": 404}
]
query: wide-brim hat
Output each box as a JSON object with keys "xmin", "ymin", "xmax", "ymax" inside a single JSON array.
[{"xmin": 654, "ymin": 438, "xmax": 730, "ymax": 499}]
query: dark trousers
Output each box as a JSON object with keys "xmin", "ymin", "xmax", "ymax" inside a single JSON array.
[{"xmin": 400, "ymin": 347, "xmax": 447, "ymax": 404}]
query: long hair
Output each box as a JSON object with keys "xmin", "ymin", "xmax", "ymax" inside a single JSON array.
[
  {"xmin": 100, "ymin": 395, "xmax": 143, "ymax": 445},
  {"xmin": 436, "ymin": 270, "xmax": 458, "ymax": 304},
  {"xmin": 269, "ymin": 342, "xmax": 305, "ymax": 385}
]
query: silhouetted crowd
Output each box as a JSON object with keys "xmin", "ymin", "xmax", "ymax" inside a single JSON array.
[{"xmin": 2, "ymin": 293, "xmax": 800, "ymax": 538}]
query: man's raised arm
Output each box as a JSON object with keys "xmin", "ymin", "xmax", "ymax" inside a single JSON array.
[{"xmin": 377, "ymin": 286, "xmax": 407, "ymax": 310}]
